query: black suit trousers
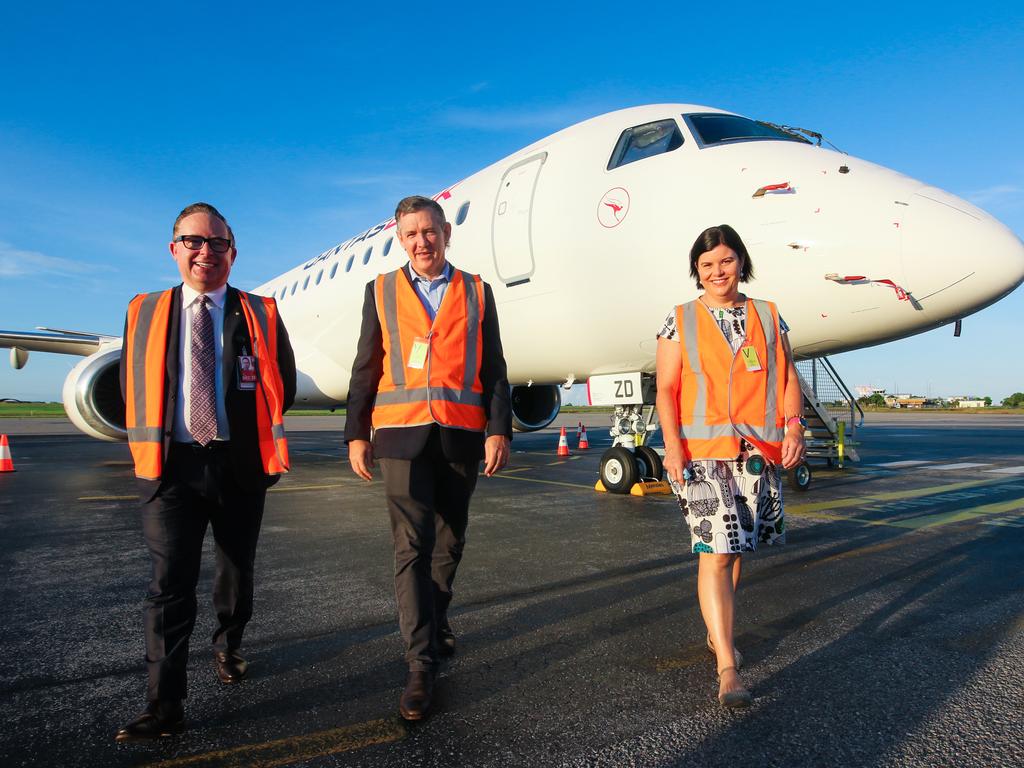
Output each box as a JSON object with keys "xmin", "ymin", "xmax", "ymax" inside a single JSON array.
[
  {"xmin": 379, "ymin": 426, "xmax": 479, "ymax": 671},
  {"xmin": 141, "ymin": 442, "xmax": 266, "ymax": 701}
]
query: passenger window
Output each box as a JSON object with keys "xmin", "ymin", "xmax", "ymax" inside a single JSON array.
[
  {"xmin": 302, "ymin": 275, "xmax": 310, "ymax": 290},
  {"xmin": 345, "ymin": 253, "xmax": 355, "ymax": 272},
  {"xmin": 330, "ymin": 263, "xmax": 339, "ymax": 279},
  {"xmin": 607, "ymin": 119, "xmax": 684, "ymax": 170},
  {"xmin": 290, "ymin": 281, "xmax": 297, "ymax": 295},
  {"xmin": 362, "ymin": 246, "xmax": 372, "ymax": 265},
  {"xmin": 382, "ymin": 237, "xmax": 393, "ymax": 256},
  {"xmin": 315, "ymin": 269, "xmax": 323, "ymax": 285},
  {"xmin": 456, "ymin": 201, "xmax": 470, "ymax": 225}
]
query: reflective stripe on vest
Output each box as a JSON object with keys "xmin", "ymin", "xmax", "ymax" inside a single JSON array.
[
  {"xmin": 237, "ymin": 293, "xmax": 290, "ymax": 474},
  {"xmin": 124, "ymin": 290, "xmax": 174, "ymax": 479},
  {"xmin": 676, "ymin": 298, "xmax": 787, "ymax": 462},
  {"xmin": 124, "ymin": 289, "xmax": 289, "ymax": 479},
  {"xmin": 371, "ymin": 267, "xmax": 487, "ymax": 431}
]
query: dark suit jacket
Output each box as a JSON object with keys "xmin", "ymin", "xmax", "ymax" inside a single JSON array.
[
  {"xmin": 344, "ymin": 265, "xmax": 512, "ymax": 462},
  {"xmin": 120, "ymin": 284, "xmax": 297, "ymax": 493}
]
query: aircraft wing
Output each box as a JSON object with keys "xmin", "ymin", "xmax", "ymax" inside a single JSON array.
[{"xmin": 0, "ymin": 329, "xmax": 120, "ymax": 366}]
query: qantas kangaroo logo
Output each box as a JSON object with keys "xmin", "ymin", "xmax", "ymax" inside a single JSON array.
[{"xmin": 598, "ymin": 187, "xmax": 630, "ymax": 228}]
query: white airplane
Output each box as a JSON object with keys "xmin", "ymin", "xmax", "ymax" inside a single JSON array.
[{"xmin": 4, "ymin": 104, "xmax": 1024, "ymax": 487}]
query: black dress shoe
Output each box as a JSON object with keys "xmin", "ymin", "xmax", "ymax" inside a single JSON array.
[
  {"xmin": 437, "ymin": 624, "xmax": 456, "ymax": 656},
  {"xmin": 399, "ymin": 670, "xmax": 434, "ymax": 721},
  {"xmin": 214, "ymin": 650, "xmax": 249, "ymax": 684},
  {"xmin": 115, "ymin": 700, "xmax": 184, "ymax": 742}
]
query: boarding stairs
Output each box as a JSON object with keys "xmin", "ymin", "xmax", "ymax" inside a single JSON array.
[{"xmin": 795, "ymin": 357, "xmax": 863, "ymax": 467}]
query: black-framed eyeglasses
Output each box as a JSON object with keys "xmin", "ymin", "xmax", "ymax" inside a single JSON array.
[{"xmin": 174, "ymin": 235, "xmax": 233, "ymax": 253}]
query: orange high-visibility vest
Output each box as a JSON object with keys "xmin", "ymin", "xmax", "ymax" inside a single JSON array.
[
  {"xmin": 124, "ymin": 289, "xmax": 290, "ymax": 480},
  {"xmin": 371, "ymin": 267, "xmax": 487, "ymax": 432},
  {"xmin": 675, "ymin": 298, "xmax": 788, "ymax": 462}
]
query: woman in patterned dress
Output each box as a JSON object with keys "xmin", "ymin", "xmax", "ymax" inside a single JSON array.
[{"xmin": 655, "ymin": 225, "xmax": 805, "ymax": 707}]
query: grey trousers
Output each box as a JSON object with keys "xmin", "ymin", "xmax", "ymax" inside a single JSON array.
[{"xmin": 379, "ymin": 429, "xmax": 479, "ymax": 671}]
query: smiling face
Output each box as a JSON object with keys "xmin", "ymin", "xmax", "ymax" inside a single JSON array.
[
  {"xmin": 697, "ymin": 243, "xmax": 743, "ymax": 306},
  {"xmin": 397, "ymin": 208, "xmax": 451, "ymax": 279},
  {"xmin": 169, "ymin": 212, "xmax": 236, "ymax": 292}
]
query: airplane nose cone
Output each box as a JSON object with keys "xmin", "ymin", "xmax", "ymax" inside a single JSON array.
[{"xmin": 902, "ymin": 185, "xmax": 1024, "ymax": 320}]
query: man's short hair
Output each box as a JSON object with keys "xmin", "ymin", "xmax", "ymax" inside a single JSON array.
[
  {"xmin": 394, "ymin": 196, "xmax": 446, "ymax": 226},
  {"xmin": 172, "ymin": 202, "xmax": 233, "ymax": 242}
]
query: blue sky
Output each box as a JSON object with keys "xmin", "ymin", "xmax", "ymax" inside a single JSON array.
[{"xmin": 2, "ymin": 2, "xmax": 1022, "ymax": 402}]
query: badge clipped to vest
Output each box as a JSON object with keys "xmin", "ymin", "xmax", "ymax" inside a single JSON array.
[
  {"xmin": 407, "ymin": 336, "xmax": 430, "ymax": 370},
  {"xmin": 237, "ymin": 351, "xmax": 258, "ymax": 390},
  {"xmin": 740, "ymin": 346, "xmax": 762, "ymax": 372}
]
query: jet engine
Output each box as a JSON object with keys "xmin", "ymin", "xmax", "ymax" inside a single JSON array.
[
  {"xmin": 510, "ymin": 383, "xmax": 561, "ymax": 432},
  {"xmin": 62, "ymin": 347, "xmax": 127, "ymax": 441}
]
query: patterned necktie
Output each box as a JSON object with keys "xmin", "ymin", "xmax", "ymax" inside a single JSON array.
[{"xmin": 189, "ymin": 296, "xmax": 218, "ymax": 445}]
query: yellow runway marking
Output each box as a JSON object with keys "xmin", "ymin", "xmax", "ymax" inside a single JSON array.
[
  {"xmin": 788, "ymin": 480, "xmax": 1024, "ymax": 530},
  {"xmin": 499, "ymin": 467, "xmax": 533, "ymax": 474},
  {"xmin": 787, "ymin": 477, "xmax": 1008, "ymax": 515},
  {"xmin": 78, "ymin": 495, "xmax": 136, "ymax": 502},
  {"xmin": 889, "ymin": 496, "xmax": 1024, "ymax": 530},
  {"xmin": 269, "ymin": 483, "xmax": 351, "ymax": 493},
  {"xmin": 787, "ymin": 509, "xmax": 895, "ymax": 527},
  {"xmin": 144, "ymin": 718, "xmax": 405, "ymax": 768},
  {"xmin": 493, "ymin": 474, "xmax": 594, "ymax": 490}
]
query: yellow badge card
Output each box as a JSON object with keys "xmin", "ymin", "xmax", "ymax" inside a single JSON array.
[
  {"xmin": 740, "ymin": 346, "xmax": 762, "ymax": 372},
  {"xmin": 407, "ymin": 337, "xmax": 429, "ymax": 369}
]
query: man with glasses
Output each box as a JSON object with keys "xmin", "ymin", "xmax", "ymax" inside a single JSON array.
[
  {"xmin": 346, "ymin": 195, "xmax": 512, "ymax": 720},
  {"xmin": 115, "ymin": 202, "xmax": 296, "ymax": 741}
]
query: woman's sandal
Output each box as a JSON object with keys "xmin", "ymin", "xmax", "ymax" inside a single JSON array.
[
  {"xmin": 706, "ymin": 633, "xmax": 744, "ymax": 670},
  {"xmin": 716, "ymin": 666, "xmax": 753, "ymax": 708}
]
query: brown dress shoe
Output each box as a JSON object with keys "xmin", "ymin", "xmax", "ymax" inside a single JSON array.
[
  {"xmin": 437, "ymin": 624, "xmax": 456, "ymax": 657},
  {"xmin": 115, "ymin": 700, "xmax": 184, "ymax": 742},
  {"xmin": 399, "ymin": 670, "xmax": 434, "ymax": 721},
  {"xmin": 214, "ymin": 650, "xmax": 249, "ymax": 684}
]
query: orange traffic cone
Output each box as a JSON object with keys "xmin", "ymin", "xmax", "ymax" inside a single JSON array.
[
  {"xmin": 578, "ymin": 425, "xmax": 590, "ymax": 450},
  {"xmin": 0, "ymin": 434, "xmax": 14, "ymax": 473},
  {"xmin": 557, "ymin": 426, "xmax": 571, "ymax": 456},
  {"xmin": 576, "ymin": 421, "xmax": 583, "ymax": 439}
]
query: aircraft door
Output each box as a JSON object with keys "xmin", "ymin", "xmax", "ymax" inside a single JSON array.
[{"xmin": 492, "ymin": 152, "xmax": 546, "ymax": 286}]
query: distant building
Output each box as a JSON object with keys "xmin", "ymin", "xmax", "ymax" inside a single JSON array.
[
  {"xmin": 884, "ymin": 395, "xmax": 930, "ymax": 409},
  {"xmin": 855, "ymin": 385, "xmax": 886, "ymax": 398},
  {"xmin": 956, "ymin": 399, "xmax": 986, "ymax": 408}
]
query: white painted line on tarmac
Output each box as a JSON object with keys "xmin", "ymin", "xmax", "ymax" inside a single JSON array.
[
  {"xmin": 928, "ymin": 462, "xmax": 991, "ymax": 470},
  {"xmin": 985, "ymin": 466, "xmax": 1024, "ymax": 475},
  {"xmin": 875, "ymin": 460, "xmax": 932, "ymax": 467}
]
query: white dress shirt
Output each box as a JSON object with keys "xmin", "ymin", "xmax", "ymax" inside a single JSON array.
[{"xmin": 172, "ymin": 284, "xmax": 231, "ymax": 442}]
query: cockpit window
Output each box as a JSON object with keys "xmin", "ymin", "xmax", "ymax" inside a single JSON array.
[
  {"xmin": 684, "ymin": 113, "xmax": 811, "ymax": 148},
  {"xmin": 607, "ymin": 119, "xmax": 684, "ymax": 170}
]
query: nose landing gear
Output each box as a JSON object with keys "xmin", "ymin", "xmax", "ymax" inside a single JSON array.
[{"xmin": 596, "ymin": 401, "xmax": 667, "ymax": 494}]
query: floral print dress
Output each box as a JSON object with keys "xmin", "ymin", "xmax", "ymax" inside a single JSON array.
[{"xmin": 658, "ymin": 304, "xmax": 787, "ymax": 554}]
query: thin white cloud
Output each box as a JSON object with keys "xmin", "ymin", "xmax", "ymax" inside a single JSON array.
[
  {"xmin": 0, "ymin": 241, "xmax": 104, "ymax": 278},
  {"xmin": 440, "ymin": 105, "xmax": 595, "ymax": 132},
  {"xmin": 965, "ymin": 183, "xmax": 1022, "ymax": 207},
  {"xmin": 329, "ymin": 173, "xmax": 425, "ymax": 189}
]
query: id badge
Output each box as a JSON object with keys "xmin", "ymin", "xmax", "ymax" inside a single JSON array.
[
  {"xmin": 407, "ymin": 337, "xmax": 429, "ymax": 370},
  {"xmin": 237, "ymin": 355, "xmax": 258, "ymax": 390},
  {"xmin": 740, "ymin": 346, "xmax": 762, "ymax": 372}
]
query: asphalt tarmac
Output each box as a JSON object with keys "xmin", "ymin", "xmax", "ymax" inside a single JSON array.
[{"xmin": 0, "ymin": 411, "xmax": 1022, "ymax": 768}]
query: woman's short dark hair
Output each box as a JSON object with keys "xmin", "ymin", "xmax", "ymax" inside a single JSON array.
[{"xmin": 688, "ymin": 224, "xmax": 754, "ymax": 289}]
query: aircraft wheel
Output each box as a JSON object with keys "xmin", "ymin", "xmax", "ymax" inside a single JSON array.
[
  {"xmin": 634, "ymin": 445, "xmax": 664, "ymax": 480},
  {"xmin": 600, "ymin": 447, "xmax": 638, "ymax": 494},
  {"xmin": 789, "ymin": 461, "xmax": 812, "ymax": 492}
]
